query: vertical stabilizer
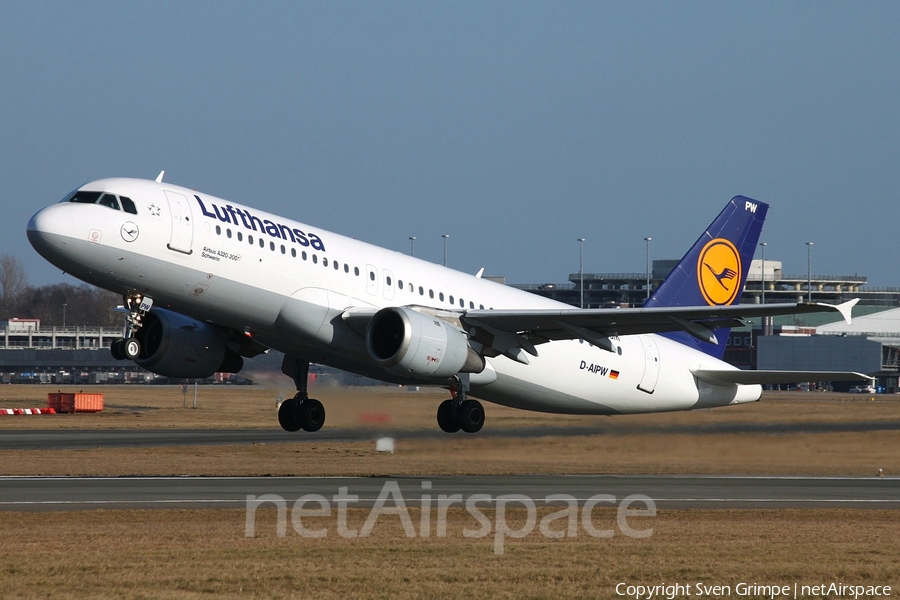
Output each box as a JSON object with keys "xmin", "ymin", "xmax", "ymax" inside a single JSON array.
[{"xmin": 644, "ymin": 196, "xmax": 768, "ymax": 358}]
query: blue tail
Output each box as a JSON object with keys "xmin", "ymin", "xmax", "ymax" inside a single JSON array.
[{"xmin": 643, "ymin": 196, "xmax": 768, "ymax": 359}]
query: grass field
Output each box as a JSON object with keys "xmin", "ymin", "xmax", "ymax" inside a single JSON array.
[
  {"xmin": 1, "ymin": 385, "xmax": 898, "ymax": 477},
  {"xmin": 1, "ymin": 385, "xmax": 899, "ymax": 598},
  {"xmin": 1, "ymin": 508, "xmax": 897, "ymax": 599}
]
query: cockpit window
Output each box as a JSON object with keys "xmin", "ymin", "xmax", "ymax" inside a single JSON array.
[
  {"xmin": 66, "ymin": 190, "xmax": 138, "ymax": 214},
  {"xmin": 120, "ymin": 196, "xmax": 137, "ymax": 214},
  {"xmin": 98, "ymin": 194, "xmax": 121, "ymax": 210},
  {"xmin": 68, "ymin": 191, "xmax": 103, "ymax": 204}
]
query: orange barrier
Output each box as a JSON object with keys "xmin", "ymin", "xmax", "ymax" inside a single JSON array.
[{"xmin": 47, "ymin": 393, "xmax": 104, "ymax": 413}]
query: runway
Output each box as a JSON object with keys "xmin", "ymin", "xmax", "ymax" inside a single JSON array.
[
  {"xmin": 4, "ymin": 416, "xmax": 900, "ymax": 450},
  {"xmin": 1, "ymin": 475, "xmax": 898, "ymax": 511}
]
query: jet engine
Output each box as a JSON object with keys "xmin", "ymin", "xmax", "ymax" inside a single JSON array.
[
  {"xmin": 131, "ymin": 308, "xmax": 243, "ymax": 379},
  {"xmin": 366, "ymin": 307, "xmax": 484, "ymax": 379}
]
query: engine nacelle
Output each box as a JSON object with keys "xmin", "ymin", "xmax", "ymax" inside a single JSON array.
[
  {"xmin": 132, "ymin": 308, "xmax": 243, "ymax": 379},
  {"xmin": 366, "ymin": 307, "xmax": 484, "ymax": 379}
]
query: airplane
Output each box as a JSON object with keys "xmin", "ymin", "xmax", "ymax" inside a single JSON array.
[{"xmin": 26, "ymin": 174, "xmax": 870, "ymax": 433}]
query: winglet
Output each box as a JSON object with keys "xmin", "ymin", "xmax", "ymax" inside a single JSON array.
[
  {"xmin": 155, "ymin": 170, "xmax": 165, "ymax": 183},
  {"xmin": 475, "ymin": 268, "xmax": 484, "ymax": 279},
  {"xmin": 832, "ymin": 298, "xmax": 859, "ymax": 324}
]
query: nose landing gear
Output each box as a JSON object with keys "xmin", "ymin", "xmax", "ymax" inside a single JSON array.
[{"xmin": 110, "ymin": 295, "xmax": 153, "ymax": 362}]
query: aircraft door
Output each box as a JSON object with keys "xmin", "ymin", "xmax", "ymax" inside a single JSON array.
[
  {"xmin": 637, "ymin": 335, "xmax": 660, "ymax": 394},
  {"xmin": 366, "ymin": 265, "xmax": 378, "ymax": 296},
  {"xmin": 164, "ymin": 190, "xmax": 194, "ymax": 254}
]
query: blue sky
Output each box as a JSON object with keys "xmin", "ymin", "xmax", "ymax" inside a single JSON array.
[{"xmin": 3, "ymin": 2, "xmax": 898, "ymax": 287}]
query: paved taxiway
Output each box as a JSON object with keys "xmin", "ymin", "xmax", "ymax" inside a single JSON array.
[
  {"xmin": 1, "ymin": 475, "xmax": 897, "ymax": 511},
  {"xmin": 4, "ymin": 417, "xmax": 900, "ymax": 450}
]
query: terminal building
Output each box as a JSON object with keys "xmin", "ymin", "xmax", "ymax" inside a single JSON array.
[
  {"xmin": 3, "ymin": 257, "xmax": 900, "ymax": 389},
  {"xmin": 513, "ymin": 259, "xmax": 900, "ymax": 392}
]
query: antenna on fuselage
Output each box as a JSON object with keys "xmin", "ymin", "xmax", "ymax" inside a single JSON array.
[{"xmin": 155, "ymin": 170, "xmax": 165, "ymax": 183}]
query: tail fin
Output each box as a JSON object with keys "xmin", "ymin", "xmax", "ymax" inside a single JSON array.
[{"xmin": 644, "ymin": 196, "xmax": 768, "ymax": 358}]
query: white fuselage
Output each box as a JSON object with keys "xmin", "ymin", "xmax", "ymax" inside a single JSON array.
[{"xmin": 27, "ymin": 178, "xmax": 760, "ymax": 415}]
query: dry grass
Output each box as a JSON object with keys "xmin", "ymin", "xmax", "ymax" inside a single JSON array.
[
  {"xmin": 1, "ymin": 386, "xmax": 898, "ymax": 477},
  {"xmin": 2, "ymin": 386, "xmax": 899, "ymax": 597},
  {"xmin": 0, "ymin": 508, "xmax": 897, "ymax": 599}
]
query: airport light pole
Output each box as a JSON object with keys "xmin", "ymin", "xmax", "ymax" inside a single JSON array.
[
  {"xmin": 409, "ymin": 236, "xmax": 416, "ymax": 257},
  {"xmin": 63, "ymin": 303, "xmax": 67, "ymax": 328},
  {"xmin": 442, "ymin": 234, "xmax": 450, "ymax": 267},
  {"xmin": 806, "ymin": 241, "xmax": 814, "ymax": 303},
  {"xmin": 578, "ymin": 238, "xmax": 585, "ymax": 309},
  {"xmin": 759, "ymin": 242, "xmax": 767, "ymax": 304},
  {"xmin": 644, "ymin": 237, "xmax": 652, "ymax": 301}
]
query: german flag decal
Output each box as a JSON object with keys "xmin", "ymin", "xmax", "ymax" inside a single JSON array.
[{"xmin": 609, "ymin": 370, "xmax": 620, "ymax": 380}]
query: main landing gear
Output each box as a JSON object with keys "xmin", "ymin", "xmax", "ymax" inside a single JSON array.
[
  {"xmin": 279, "ymin": 355, "xmax": 326, "ymax": 432},
  {"xmin": 437, "ymin": 377, "xmax": 484, "ymax": 434},
  {"xmin": 110, "ymin": 295, "xmax": 153, "ymax": 362}
]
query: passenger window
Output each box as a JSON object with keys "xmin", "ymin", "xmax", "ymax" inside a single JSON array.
[
  {"xmin": 398, "ymin": 280, "xmax": 404, "ymax": 289},
  {"xmin": 281, "ymin": 245, "xmax": 286, "ymax": 254},
  {"xmin": 270, "ymin": 241, "xmax": 275, "ymax": 251},
  {"xmin": 302, "ymin": 251, "xmax": 307, "ymax": 260},
  {"xmin": 98, "ymin": 194, "xmax": 120, "ymax": 210},
  {"xmin": 323, "ymin": 257, "xmax": 329, "ymax": 267},
  {"xmin": 386, "ymin": 276, "xmax": 392, "ymax": 286},
  {"xmin": 419, "ymin": 286, "xmax": 424, "ymax": 295},
  {"xmin": 120, "ymin": 196, "xmax": 137, "ymax": 214},
  {"xmin": 344, "ymin": 264, "xmax": 349, "ymax": 273},
  {"xmin": 369, "ymin": 271, "xmax": 375, "ymax": 281},
  {"xmin": 249, "ymin": 235, "xmax": 254, "ymax": 245},
  {"xmin": 334, "ymin": 261, "xmax": 339, "ymax": 270},
  {"xmin": 429, "ymin": 290, "xmax": 434, "ymax": 299},
  {"xmin": 259, "ymin": 238, "xmax": 264, "ymax": 248},
  {"xmin": 237, "ymin": 232, "xmax": 243, "ymax": 242},
  {"xmin": 291, "ymin": 248, "xmax": 296, "ymax": 258},
  {"xmin": 354, "ymin": 267, "xmax": 360, "ymax": 276},
  {"xmin": 215, "ymin": 225, "xmax": 221, "ymax": 235},
  {"xmin": 313, "ymin": 255, "xmax": 318, "ymax": 264},
  {"xmin": 449, "ymin": 295, "xmax": 454, "ymax": 304},
  {"xmin": 469, "ymin": 301, "xmax": 474, "ymax": 309},
  {"xmin": 439, "ymin": 293, "xmax": 444, "ymax": 302}
]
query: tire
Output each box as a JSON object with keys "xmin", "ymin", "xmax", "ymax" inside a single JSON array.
[
  {"xmin": 110, "ymin": 338, "xmax": 126, "ymax": 361},
  {"xmin": 457, "ymin": 399, "xmax": 484, "ymax": 434},
  {"xmin": 437, "ymin": 399, "xmax": 461, "ymax": 433},
  {"xmin": 299, "ymin": 399, "xmax": 325, "ymax": 432},
  {"xmin": 278, "ymin": 399, "xmax": 303, "ymax": 432},
  {"xmin": 124, "ymin": 338, "xmax": 141, "ymax": 360}
]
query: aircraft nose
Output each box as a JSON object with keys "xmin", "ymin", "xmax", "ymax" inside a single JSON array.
[{"xmin": 27, "ymin": 204, "xmax": 73, "ymax": 257}]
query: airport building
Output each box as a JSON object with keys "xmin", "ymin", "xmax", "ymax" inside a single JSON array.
[
  {"xmin": 512, "ymin": 259, "xmax": 899, "ymax": 309},
  {"xmin": 3, "ymin": 256, "xmax": 900, "ymax": 388},
  {"xmin": 514, "ymin": 259, "xmax": 900, "ymax": 392}
]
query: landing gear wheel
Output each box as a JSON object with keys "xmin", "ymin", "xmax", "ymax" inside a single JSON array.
[
  {"xmin": 437, "ymin": 399, "xmax": 461, "ymax": 433},
  {"xmin": 124, "ymin": 338, "xmax": 141, "ymax": 360},
  {"xmin": 457, "ymin": 399, "xmax": 484, "ymax": 434},
  {"xmin": 299, "ymin": 398, "xmax": 325, "ymax": 432},
  {"xmin": 278, "ymin": 399, "xmax": 302, "ymax": 432},
  {"xmin": 110, "ymin": 338, "xmax": 126, "ymax": 361}
]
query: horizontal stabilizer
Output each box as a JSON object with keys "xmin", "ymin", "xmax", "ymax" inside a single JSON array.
[{"xmin": 692, "ymin": 369, "xmax": 873, "ymax": 386}]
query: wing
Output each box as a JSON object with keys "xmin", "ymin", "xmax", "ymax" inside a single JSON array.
[
  {"xmin": 458, "ymin": 300, "xmax": 858, "ymax": 363},
  {"xmin": 692, "ymin": 369, "xmax": 872, "ymax": 385}
]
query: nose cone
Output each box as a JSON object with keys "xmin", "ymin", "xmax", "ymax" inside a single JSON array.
[{"xmin": 27, "ymin": 204, "xmax": 73, "ymax": 261}]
